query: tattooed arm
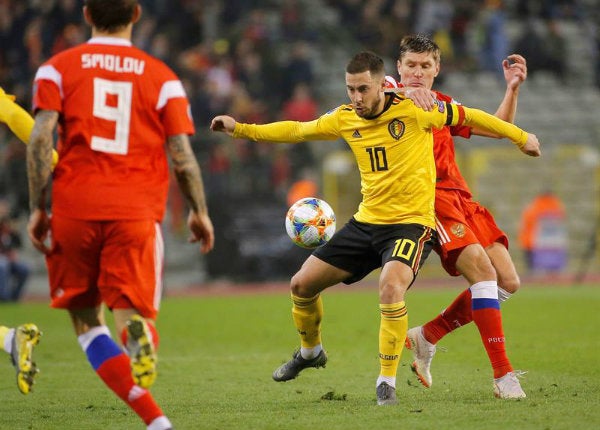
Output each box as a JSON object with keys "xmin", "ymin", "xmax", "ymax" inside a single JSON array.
[
  {"xmin": 26, "ymin": 109, "xmax": 58, "ymax": 254},
  {"xmin": 167, "ymin": 134, "xmax": 214, "ymax": 254}
]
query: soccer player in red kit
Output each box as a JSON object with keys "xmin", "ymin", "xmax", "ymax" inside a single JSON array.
[
  {"xmin": 26, "ymin": 1, "xmax": 214, "ymax": 428},
  {"xmin": 386, "ymin": 35, "xmax": 539, "ymax": 399}
]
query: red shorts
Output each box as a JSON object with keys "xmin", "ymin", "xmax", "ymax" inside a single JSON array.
[
  {"xmin": 45, "ymin": 215, "xmax": 164, "ymax": 319},
  {"xmin": 434, "ymin": 189, "xmax": 508, "ymax": 276}
]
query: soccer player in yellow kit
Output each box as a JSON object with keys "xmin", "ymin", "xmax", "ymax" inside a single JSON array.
[
  {"xmin": 211, "ymin": 51, "xmax": 541, "ymax": 405},
  {"xmin": 0, "ymin": 88, "xmax": 43, "ymax": 395}
]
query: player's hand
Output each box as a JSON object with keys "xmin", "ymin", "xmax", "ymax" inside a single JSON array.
[
  {"xmin": 520, "ymin": 133, "xmax": 541, "ymax": 157},
  {"xmin": 27, "ymin": 208, "xmax": 52, "ymax": 255},
  {"xmin": 403, "ymin": 87, "xmax": 437, "ymax": 111},
  {"xmin": 210, "ymin": 115, "xmax": 236, "ymax": 135},
  {"xmin": 187, "ymin": 210, "xmax": 214, "ymax": 254},
  {"xmin": 396, "ymin": 87, "xmax": 437, "ymax": 112},
  {"xmin": 503, "ymin": 54, "xmax": 527, "ymax": 90}
]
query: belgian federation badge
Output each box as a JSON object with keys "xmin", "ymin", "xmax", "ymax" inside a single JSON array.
[{"xmin": 388, "ymin": 119, "xmax": 405, "ymax": 140}]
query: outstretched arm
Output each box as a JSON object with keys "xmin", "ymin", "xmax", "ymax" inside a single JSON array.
[
  {"xmin": 461, "ymin": 105, "xmax": 541, "ymax": 157},
  {"xmin": 211, "ymin": 113, "xmax": 337, "ymax": 143}
]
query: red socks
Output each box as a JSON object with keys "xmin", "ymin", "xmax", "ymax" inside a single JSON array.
[
  {"xmin": 78, "ymin": 326, "xmax": 164, "ymax": 425},
  {"xmin": 470, "ymin": 281, "xmax": 512, "ymax": 378},
  {"xmin": 423, "ymin": 288, "xmax": 473, "ymax": 344},
  {"xmin": 422, "ymin": 282, "xmax": 512, "ymax": 378}
]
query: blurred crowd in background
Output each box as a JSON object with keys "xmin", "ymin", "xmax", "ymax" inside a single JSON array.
[{"xmin": 0, "ymin": 0, "xmax": 598, "ymax": 282}]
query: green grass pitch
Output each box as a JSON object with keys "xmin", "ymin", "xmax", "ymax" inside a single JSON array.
[{"xmin": 0, "ymin": 284, "xmax": 598, "ymax": 429}]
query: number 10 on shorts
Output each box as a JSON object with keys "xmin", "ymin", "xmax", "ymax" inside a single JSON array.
[{"xmin": 392, "ymin": 238, "xmax": 415, "ymax": 259}]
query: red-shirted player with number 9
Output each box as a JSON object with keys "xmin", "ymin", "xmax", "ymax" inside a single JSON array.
[{"xmin": 26, "ymin": 1, "xmax": 214, "ymax": 428}]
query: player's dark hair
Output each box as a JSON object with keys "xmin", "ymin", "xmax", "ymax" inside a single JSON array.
[
  {"xmin": 398, "ymin": 34, "xmax": 441, "ymax": 63},
  {"xmin": 85, "ymin": 0, "xmax": 138, "ymax": 32},
  {"xmin": 346, "ymin": 51, "xmax": 385, "ymax": 76}
]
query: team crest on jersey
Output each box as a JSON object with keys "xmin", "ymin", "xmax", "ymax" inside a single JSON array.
[
  {"xmin": 388, "ymin": 119, "xmax": 405, "ymax": 140},
  {"xmin": 451, "ymin": 223, "xmax": 466, "ymax": 238}
]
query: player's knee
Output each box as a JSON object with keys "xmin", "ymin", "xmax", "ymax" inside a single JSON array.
[
  {"xmin": 290, "ymin": 273, "xmax": 314, "ymax": 298},
  {"xmin": 378, "ymin": 280, "xmax": 408, "ymax": 303},
  {"xmin": 499, "ymin": 275, "xmax": 520, "ymax": 294},
  {"xmin": 457, "ymin": 248, "xmax": 496, "ymax": 282}
]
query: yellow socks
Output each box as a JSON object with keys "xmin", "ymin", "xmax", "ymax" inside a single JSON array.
[
  {"xmin": 378, "ymin": 301, "xmax": 408, "ymax": 380},
  {"xmin": 291, "ymin": 293, "xmax": 323, "ymax": 350}
]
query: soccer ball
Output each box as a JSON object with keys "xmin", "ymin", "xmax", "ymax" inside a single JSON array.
[{"xmin": 285, "ymin": 197, "xmax": 336, "ymax": 249}]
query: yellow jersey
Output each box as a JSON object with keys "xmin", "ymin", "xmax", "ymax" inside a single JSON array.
[{"xmin": 234, "ymin": 95, "xmax": 527, "ymax": 227}]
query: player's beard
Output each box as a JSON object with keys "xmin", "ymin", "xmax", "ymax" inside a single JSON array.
[{"xmin": 359, "ymin": 94, "xmax": 383, "ymax": 119}]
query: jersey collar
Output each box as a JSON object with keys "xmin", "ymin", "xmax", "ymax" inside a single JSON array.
[{"xmin": 87, "ymin": 37, "xmax": 132, "ymax": 47}]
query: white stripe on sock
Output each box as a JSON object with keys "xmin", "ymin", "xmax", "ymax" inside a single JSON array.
[
  {"xmin": 470, "ymin": 281, "xmax": 498, "ymax": 299},
  {"xmin": 498, "ymin": 287, "xmax": 512, "ymax": 303},
  {"xmin": 77, "ymin": 326, "xmax": 112, "ymax": 351}
]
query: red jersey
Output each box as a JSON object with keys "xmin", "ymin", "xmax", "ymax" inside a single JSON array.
[
  {"xmin": 384, "ymin": 76, "xmax": 473, "ymax": 197},
  {"xmin": 33, "ymin": 37, "xmax": 195, "ymax": 221},
  {"xmin": 432, "ymin": 91, "xmax": 472, "ymax": 196}
]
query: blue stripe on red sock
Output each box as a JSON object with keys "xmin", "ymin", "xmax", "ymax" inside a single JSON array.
[
  {"xmin": 472, "ymin": 298, "xmax": 500, "ymax": 311},
  {"xmin": 85, "ymin": 334, "xmax": 124, "ymax": 370}
]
